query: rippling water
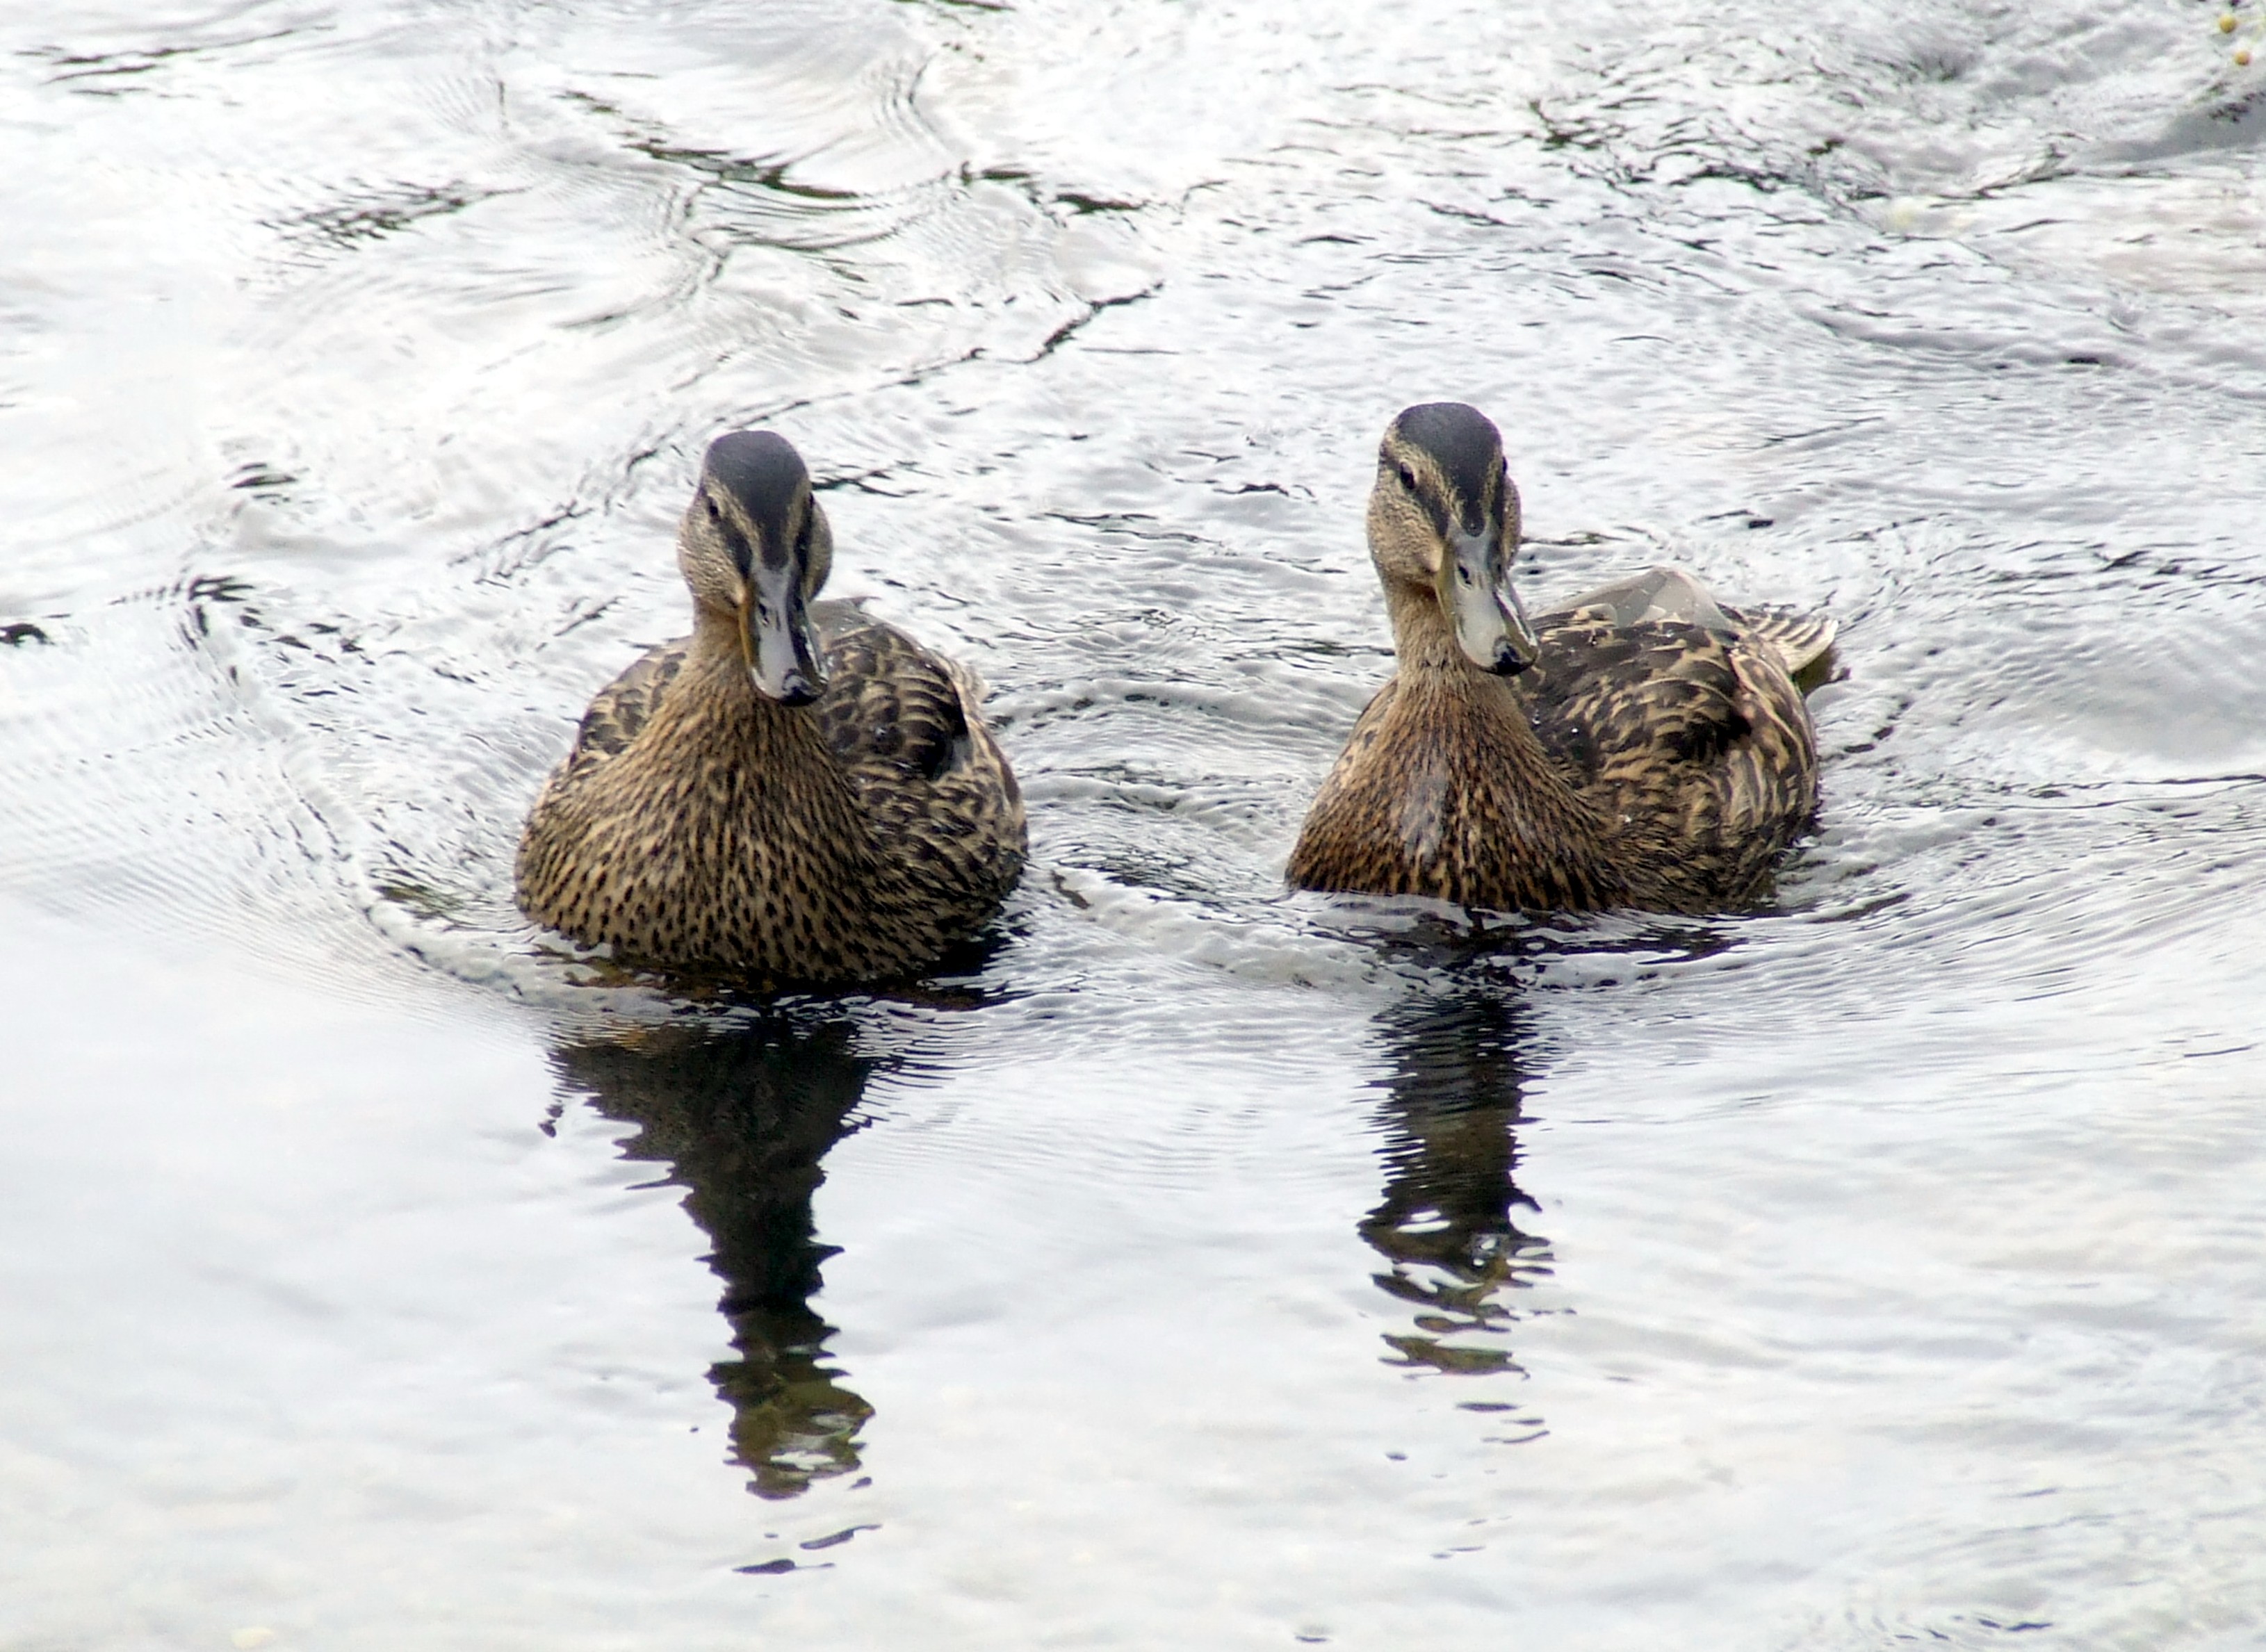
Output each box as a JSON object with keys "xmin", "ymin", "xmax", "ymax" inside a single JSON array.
[{"xmin": 4, "ymin": 1, "xmax": 2263, "ymax": 1646}]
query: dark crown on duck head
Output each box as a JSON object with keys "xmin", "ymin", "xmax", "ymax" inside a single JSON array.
[
  {"xmin": 703, "ymin": 431, "xmax": 809, "ymax": 565},
  {"xmin": 1389, "ymin": 402, "xmax": 1505, "ymax": 532}
]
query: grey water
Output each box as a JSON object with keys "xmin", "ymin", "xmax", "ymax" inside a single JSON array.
[{"xmin": 3, "ymin": 0, "xmax": 2264, "ymax": 1646}]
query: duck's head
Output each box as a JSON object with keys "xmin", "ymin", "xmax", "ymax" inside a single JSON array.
[
  {"xmin": 678, "ymin": 430, "xmax": 834, "ymax": 706},
  {"xmin": 1367, "ymin": 402, "xmax": 1539, "ymax": 676}
]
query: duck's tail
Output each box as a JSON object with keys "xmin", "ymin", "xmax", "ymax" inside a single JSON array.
[{"xmin": 1728, "ymin": 605, "xmax": 1839, "ymax": 688}]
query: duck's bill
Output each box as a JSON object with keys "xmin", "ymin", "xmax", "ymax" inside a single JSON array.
[
  {"xmin": 1442, "ymin": 527, "xmax": 1540, "ymax": 675},
  {"xmin": 741, "ymin": 564, "xmax": 828, "ymax": 705}
]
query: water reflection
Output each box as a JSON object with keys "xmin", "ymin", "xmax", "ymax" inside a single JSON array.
[
  {"xmin": 1361, "ymin": 986, "xmax": 1551, "ymax": 1378},
  {"xmin": 550, "ymin": 1015, "xmax": 880, "ymax": 1500}
]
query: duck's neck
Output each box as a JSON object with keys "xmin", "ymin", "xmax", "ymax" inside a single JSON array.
[
  {"xmin": 671, "ymin": 614, "xmax": 869, "ymax": 839},
  {"xmin": 1374, "ymin": 580, "xmax": 1620, "ymax": 908},
  {"xmin": 1379, "ymin": 579, "xmax": 1547, "ymax": 758},
  {"xmin": 1383, "ymin": 578, "xmax": 1471, "ymax": 674},
  {"xmin": 684, "ymin": 612, "xmax": 824, "ymax": 734}
]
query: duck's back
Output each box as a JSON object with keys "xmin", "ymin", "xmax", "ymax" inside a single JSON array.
[
  {"xmin": 806, "ymin": 602, "xmax": 1025, "ymax": 923},
  {"xmin": 1520, "ymin": 599, "xmax": 1824, "ymax": 908}
]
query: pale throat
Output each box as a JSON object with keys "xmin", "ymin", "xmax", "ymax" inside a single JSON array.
[
  {"xmin": 688, "ymin": 600, "xmax": 745, "ymax": 657},
  {"xmin": 1382, "ymin": 576, "xmax": 1477, "ymax": 677},
  {"xmin": 669, "ymin": 608, "xmax": 840, "ymax": 771}
]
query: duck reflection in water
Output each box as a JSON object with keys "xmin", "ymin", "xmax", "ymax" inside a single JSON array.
[
  {"xmin": 1362, "ymin": 986, "xmax": 1551, "ymax": 1377},
  {"xmin": 550, "ymin": 1015, "xmax": 882, "ymax": 1500}
]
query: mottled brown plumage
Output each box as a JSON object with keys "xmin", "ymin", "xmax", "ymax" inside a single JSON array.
[
  {"xmin": 1288, "ymin": 404, "xmax": 1834, "ymax": 915},
  {"xmin": 516, "ymin": 432, "xmax": 1025, "ymax": 983}
]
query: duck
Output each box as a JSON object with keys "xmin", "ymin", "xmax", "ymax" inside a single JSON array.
[
  {"xmin": 1287, "ymin": 402, "xmax": 1835, "ymax": 915},
  {"xmin": 516, "ymin": 430, "xmax": 1026, "ymax": 983}
]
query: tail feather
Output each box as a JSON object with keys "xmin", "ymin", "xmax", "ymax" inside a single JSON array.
[{"xmin": 1725, "ymin": 605, "xmax": 1839, "ymax": 681}]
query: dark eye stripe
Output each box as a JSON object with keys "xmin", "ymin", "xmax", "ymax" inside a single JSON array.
[{"xmin": 721, "ymin": 517, "xmax": 753, "ymax": 575}]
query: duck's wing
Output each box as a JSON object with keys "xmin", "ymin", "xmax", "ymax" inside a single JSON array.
[
  {"xmin": 810, "ymin": 601, "xmax": 1027, "ymax": 911},
  {"xmin": 1523, "ymin": 610, "xmax": 1819, "ymax": 901},
  {"xmin": 811, "ymin": 603, "xmax": 980, "ymax": 790},
  {"xmin": 551, "ymin": 637, "xmax": 687, "ymax": 787},
  {"xmin": 1545, "ymin": 565, "xmax": 1837, "ymax": 685},
  {"xmin": 1524, "ymin": 612, "xmax": 1753, "ymax": 780}
]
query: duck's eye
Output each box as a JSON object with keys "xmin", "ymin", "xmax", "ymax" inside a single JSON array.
[
  {"xmin": 1396, "ymin": 463, "xmax": 1419, "ymax": 493},
  {"xmin": 703, "ymin": 496, "xmax": 722, "ymax": 523}
]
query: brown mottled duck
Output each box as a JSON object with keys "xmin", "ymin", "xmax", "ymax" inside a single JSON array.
[
  {"xmin": 516, "ymin": 431, "xmax": 1026, "ymax": 983},
  {"xmin": 1287, "ymin": 402, "xmax": 1835, "ymax": 914}
]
